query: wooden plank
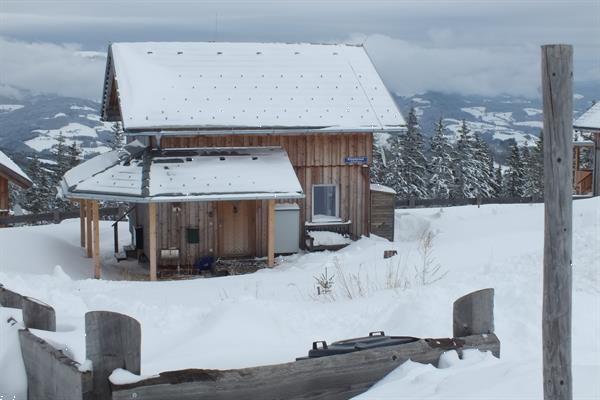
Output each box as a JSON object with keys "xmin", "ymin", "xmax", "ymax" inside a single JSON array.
[
  {"xmin": 267, "ymin": 199, "xmax": 275, "ymax": 267},
  {"xmin": 594, "ymin": 132, "xmax": 600, "ymax": 196},
  {"xmin": 86, "ymin": 200, "xmax": 93, "ymax": 258},
  {"xmin": 111, "ymin": 334, "xmax": 500, "ymax": 400},
  {"xmin": 93, "ymin": 201, "xmax": 100, "ymax": 279},
  {"xmin": 86, "ymin": 311, "xmax": 141, "ymax": 400},
  {"xmin": 148, "ymin": 202, "xmax": 157, "ymax": 281},
  {"xmin": 541, "ymin": 44, "xmax": 573, "ymax": 400},
  {"xmin": 79, "ymin": 200, "xmax": 86, "ymax": 251}
]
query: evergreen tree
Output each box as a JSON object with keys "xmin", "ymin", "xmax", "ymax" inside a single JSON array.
[
  {"xmin": 399, "ymin": 108, "xmax": 428, "ymax": 198},
  {"xmin": 370, "ymin": 137, "xmax": 387, "ymax": 185},
  {"xmin": 23, "ymin": 156, "xmax": 52, "ymax": 213},
  {"xmin": 472, "ymin": 132, "xmax": 494, "ymax": 198},
  {"xmin": 385, "ymin": 133, "xmax": 408, "ymax": 196},
  {"xmin": 529, "ymin": 132, "xmax": 544, "ymax": 198},
  {"xmin": 110, "ymin": 121, "xmax": 125, "ymax": 151},
  {"xmin": 521, "ymin": 145, "xmax": 536, "ymax": 197},
  {"xmin": 67, "ymin": 141, "xmax": 82, "ymax": 169},
  {"xmin": 427, "ymin": 119, "xmax": 454, "ymax": 198},
  {"xmin": 493, "ymin": 165, "xmax": 504, "ymax": 197},
  {"xmin": 505, "ymin": 143, "xmax": 525, "ymax": 197},
  {"xmin": 450, "ymin": 120, "xmax": 480, "ymax": 198}
]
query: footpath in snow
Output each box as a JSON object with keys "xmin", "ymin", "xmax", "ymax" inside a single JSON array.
[{"xmin": 0, "ymin": 198, "xmax": 598, "ymax": 399}]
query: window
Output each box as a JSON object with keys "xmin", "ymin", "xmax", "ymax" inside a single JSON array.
[
  {"xmin": 312, "ymin": 184, "xmax": 339, "ymax": 221},
  {"xmin": 186, "ymin": 227, "xmax": 200, "ymax": 244}
]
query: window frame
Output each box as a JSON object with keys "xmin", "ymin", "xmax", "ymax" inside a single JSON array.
[{"xmin": 311, "ymin": 184, "xmax": 340, "ymax": 222}]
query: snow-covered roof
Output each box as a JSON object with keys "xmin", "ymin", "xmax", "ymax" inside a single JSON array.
[
  {"xmin": 61, "ymin": 145, "xmax": 304, "ymax": 202},
  {"xmin": 574, "ymin": 102, "xmax": 600, "ymax": 131},
  {"xmin": 102, "ymin": 42, "xmax": 406, "ymax": 133},
  {"xmin": 370, "ymin": 183, "xmax": 396, "ymax": 195},
  {"xmin": 0, "ymin": 150, "xmax": 32, "ymax": 188}
]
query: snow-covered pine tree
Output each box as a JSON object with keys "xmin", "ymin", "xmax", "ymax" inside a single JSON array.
[
  {"xmin": 385, "ymin": 133, "xmax": 408, "ymax": 196},
  {"xmin": 427, "ymin": 118, "xmax": 454, "ymax": 199},
  {"xmin": 67, "ymin": 141, "xmax": 82, "ymax": 169},
  {"xmin": 110, "ymin": 121, "xmax": 125, "ymax": 151},
  {"xmin": 450, "ymin": 120, "xmax": 480, "ymax": 198},
  {"xmin": 23, "ymin": 156, "xmax": 52, "ymax": 213},
  {"xmin": 529, "ymin": 132, "xmax": 544, "ymax": 198},
  {"xmin": 493, "ymin": 165, "xmax": 503, "ymax": 197},
  {"xmin": 521, "ymin": 145, "xmax": 536, "ymax": 197},
  {"xmin": 399, "ymin": 108, "xmax": 428, "ymax": 198},
  {"xmin": 472, "ymin": 132, "xmax": 494, "ymax": 198},
  {"xmin": 370, "ymin": 137, "xmax": 387, "ymax": 185},
  {"xmin": 505, "ymin": 143, "xmax": 525, "ymax": 197}
]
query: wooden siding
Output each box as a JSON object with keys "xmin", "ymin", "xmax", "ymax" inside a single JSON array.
[
  {"xmin": 370, "ymin": 190, "xmax": 395, "ymax": 241},
  {"xmin": 134, "ymin": 133, "xmax": 372, "ymax": 266},
  {"xmin": 0, "ymin": 176, "xmax": 8, "ymax": 216}
]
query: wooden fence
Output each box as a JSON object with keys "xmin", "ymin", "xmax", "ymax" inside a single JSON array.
[
  {"xmin": 0, "ymin": 207, "xmax": 121, "ymax": 227},
  {"xmin": 1, "ymin": 283, "xmax": 500, "ymax": 400}
]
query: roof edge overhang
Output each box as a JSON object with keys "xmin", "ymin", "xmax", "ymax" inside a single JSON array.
[
  {"xmin": 124, "ymin": 126, "xmax": 407, "ymax": 136},
  {"xmin": 62, "ymin": 189, "xmax": 305, "ymax": 203},
  {"xmin": 0, "ymin": 166, "xmax": 33, "ymax": 189},
  {"xmin": 573, "ymin": 125, "xmax": 600, "ymax": 133}
]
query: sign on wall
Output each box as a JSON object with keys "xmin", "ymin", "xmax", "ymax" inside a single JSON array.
[{"xmin": 344, "ymin": 156, "xmax": 368, "ymax": 165}]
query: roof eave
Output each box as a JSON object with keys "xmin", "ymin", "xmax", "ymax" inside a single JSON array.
[{"xmin": 123, "ymin": 126, "xmax": 407, "ymax": 136}]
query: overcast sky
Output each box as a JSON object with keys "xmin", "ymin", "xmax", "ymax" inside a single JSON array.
[{"xmin": 0, "ymin": 0, "xmax": 598, "ymax": 100}]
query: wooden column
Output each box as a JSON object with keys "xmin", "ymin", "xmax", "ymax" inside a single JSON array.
[
  {"xmin": 93, "ymin": 201, "xmax": 101, "ymax": 279},
  {"xmin": 148, "ymin": 202, "xmax": 157, "ymax": 281},
  {"xmin": 80, "ymin": 200, "xmax": 86, "ymax": 252},
  {"xmin": 574, "ymin": 146, "xmax": 580, "ymax": 172},
  {"xmin": 541, "ymin": 44, "xmax": 573, "ymax": 400},
  {"xmin": 594, "ymin": 132, "xmax": 600, "ymax": 196},
  {"xmin": 86, "ymin": 200, "xmax": 93, "ymax": 258},
  {"xmin": 267, "ymin": 199, "xmax": 275, "ymax": 267}
]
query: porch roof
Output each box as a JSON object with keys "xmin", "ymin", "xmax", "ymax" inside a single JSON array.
[{"xmin": 60, "ymin": 143, "xmax": 304, "ymax": 202}]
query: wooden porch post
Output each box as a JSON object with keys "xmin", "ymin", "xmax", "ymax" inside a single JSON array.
[
  {"xmin": 86, "ymin": 199, "xmax": 93, "ymax": 258},
  {"xmin": 79, "ymin": 200, "xmax": 86, "ymax": 252},
  {"xmin": 148, "ymin": 202, "xmax": 157, "ymax": 281},
  {"xmin": 267, "ymin": 199, "xmax": 275, "ymax": 267},
  {"xmin": 93, "ymin": 201, "xmax": 101, "ymax": 279},
  {"xmin": 574, "ymin": 146, "xmax": 580, "ymax": 172}
]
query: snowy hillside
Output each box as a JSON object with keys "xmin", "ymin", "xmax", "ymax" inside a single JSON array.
[
  {"xmin": 1, "ymin": 199, "xmax": 598, "ymax": 398},
  {"xmin": 0, "ymin": 94, "xmax": 113, "ymax": 160}
]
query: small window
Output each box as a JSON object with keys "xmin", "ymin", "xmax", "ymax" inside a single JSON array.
[
  {"xmin": 186, "ymin": 228, "xmax": 200, "ymax": 244},
  {"xmin": 312, "ymin": 184, "xmax": 340, "ymax": 222}
]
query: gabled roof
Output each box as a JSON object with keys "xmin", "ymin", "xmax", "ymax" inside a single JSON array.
[
  {"xmin": 101, "ymin": 42, "xmax": 405, "ymax": 134},
  {"xmin": 0, "ymin": 150, "xmax": 32, "ymax": 188},
  {"xmin": 60, "ymin": 143, "xmax": 304, "ymax": 202},
  {"xmin": 574, "ymin": 102, "xmax": 600, "ymax": 131}
]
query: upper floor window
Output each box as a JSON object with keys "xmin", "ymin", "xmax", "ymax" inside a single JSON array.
[{"xmin": 312, "ymin": 184, "xmax": 340, "ymax": 222}]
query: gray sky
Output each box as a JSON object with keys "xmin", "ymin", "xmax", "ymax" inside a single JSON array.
[{"xmin": 1, "ymin": 0, "xmax": 598, "ymax": 100}]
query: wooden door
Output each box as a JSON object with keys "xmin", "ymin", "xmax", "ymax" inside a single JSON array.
[{"xmin": 217, "ymin": 201, "xmax": 256, "ymax": 257}]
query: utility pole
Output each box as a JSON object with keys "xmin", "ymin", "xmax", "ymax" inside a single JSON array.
[{"xmin": 541, "ymin": 44, "xmax": 573, "ymax": 400}]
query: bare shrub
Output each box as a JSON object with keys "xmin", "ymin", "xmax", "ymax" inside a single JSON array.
[{"xmin": 414, "ymin": 230, "xmax": 447, "ymax": 285}]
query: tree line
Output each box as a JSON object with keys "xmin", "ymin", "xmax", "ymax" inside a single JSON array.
[{"xmin": 371, "ymin": 108, "xmax": 545, "ymax": 200}]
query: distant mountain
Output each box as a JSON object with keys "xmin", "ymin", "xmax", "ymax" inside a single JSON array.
[
  {"xmin": 0, "ymin": 81, "xmax": 598, "ymax": 168},
  {"xmin": 0, "ymin": 94, "xmax": 113, "ymax": 167},
  {"xmin": 393, "ymin": 80, "xmax": 599, "ymax": 162}
]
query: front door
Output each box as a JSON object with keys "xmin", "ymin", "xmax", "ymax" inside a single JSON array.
[{"xmin": 217, "ymin": 201, "xmax": 256, "ymax": 257}]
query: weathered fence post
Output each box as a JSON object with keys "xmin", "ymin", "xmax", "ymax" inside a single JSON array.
[
  {"xmin": 0, "ymin": 283, "xmax": 25, "ymax": 309},
  {"xmin": 22, "ymin": 296, "xmax": 56, "ymax": 331},
  {"xmin": 86, "ymin": 311, "xmax": 141, "ymax": 400},
  {"xmin": 541, "ymin": 44, "xmax": 573, "ymax": 400},
  {"xmin": 453, "ymin": 288, "xmax": 494, "ymax": 337}
]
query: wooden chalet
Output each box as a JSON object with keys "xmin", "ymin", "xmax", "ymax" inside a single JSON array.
[
  {"xmin": 0, "ymin": 150, "xmax": 32, "ymax": 217},
  {"xmin": 573, "ymin": 102, "xmax": 600, "ymax": 196},
  {"xmin": 59, "ymin": 42, "xmax": 405, "ymax": 280}
]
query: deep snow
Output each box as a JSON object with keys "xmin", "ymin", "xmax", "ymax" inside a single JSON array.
[{"xmin": 0, "ymin": 198, "xmax": 598, "ymax": 399}]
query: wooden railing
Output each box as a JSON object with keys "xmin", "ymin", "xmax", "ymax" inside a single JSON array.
[
  {"xmin": 0, "ymin": 207, "xmax": 121, "ymax": 227},
  {"xmin": 575, "ymin": 170, "xmax": 593, "ymax": 195}
]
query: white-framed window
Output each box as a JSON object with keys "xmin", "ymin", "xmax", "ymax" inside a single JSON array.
[{"xmin": 312, "ymin": 184, "xmax": 340, "ymax": 222}]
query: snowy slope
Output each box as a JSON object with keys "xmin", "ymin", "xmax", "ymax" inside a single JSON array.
[{"xmin": 1, "ymin": 198, "xmax": 598, "ymax": 399}]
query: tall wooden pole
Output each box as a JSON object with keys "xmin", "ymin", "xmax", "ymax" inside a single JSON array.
[
  {"xmin": 593, "ymin": 132, "xmax": 600, "ymax": 196},
  {"xmin": 93, "ymin": 201, "xmax": 101, "ymax": 279},
  {"xmin": 541, "ymin": 44, "xmax": 573, "ymax": 400},
  {"xmin": 148, "ymin": 202, "xmax": 157, "ymax": 281},
  {"xmin": 267, "ymin": 200, "xmax": 275, "ymax": 267},
  {"xmin": 86, "ymin": 199, "xmax": 93, "ymax": 258}
]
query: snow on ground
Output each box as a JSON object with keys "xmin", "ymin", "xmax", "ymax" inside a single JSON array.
[
  {"xmin": 0, "ymin": 104, "xmax": 24, "ymax": 112},
  {"xmin": 1, "ymin": 198, "xmax": 599, "ymax": 399}
]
